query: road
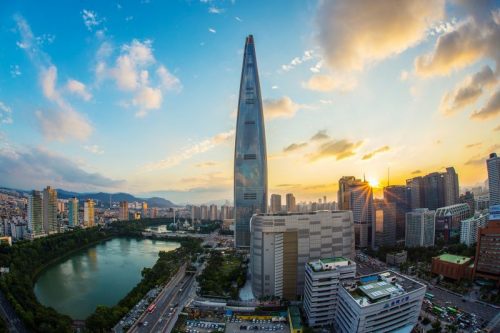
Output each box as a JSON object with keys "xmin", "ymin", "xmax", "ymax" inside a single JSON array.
[
  {"xmin": 0, "ymin": 290, "xmax": 29, "ymax": 333},
  {"xmin": 128, "ymin": 264, "xmax": 187, "ymax": 333}
]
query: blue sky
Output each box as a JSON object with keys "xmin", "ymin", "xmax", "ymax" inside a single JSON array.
[{"xmin": 0, "ymin": 0, "xmax": 499, "ymax": 204}]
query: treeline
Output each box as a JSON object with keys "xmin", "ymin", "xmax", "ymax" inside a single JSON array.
[
  {"xmin": 0, "ymin": 218, "xmax": 200, "ymax": 332},
  {"xmin": 86, "ymin": 237, "xmax": 202, "ymax": 331}
]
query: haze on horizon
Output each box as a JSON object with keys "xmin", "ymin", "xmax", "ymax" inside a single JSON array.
[{"xmin": 0, "ymin": 0, "xmax": 499, "ymax": 204}]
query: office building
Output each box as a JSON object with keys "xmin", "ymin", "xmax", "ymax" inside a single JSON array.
[
  {"xmin": 435, "ymin": 203, "xmax": 470, "ymax": 242},
  {"xmin": 191, "ymin": 205, "xmax": 201, "ymax": 220},
  {"xmin": 200, "ymin": 205, "xmax": 208, "ymax": 220},
  {"xmin": 68, "ymin": 197, "xmax": 79, "ymax": 227},
  {"xmin": 386, "ymin": 251, "xmax": 407, "ymax": 266},
  {"xmin": 459, "ymin": 191, "xmax": 475, "ymax": 215},
  {"xmin": 475, "ymin": 194, "xmax": 489, "ymax": 211},
  {"xmin": 406, "ymin": 177, "xmax": 424, "ymax": 209},
  {"xmin": 405, "ymin": 209, "xmax": 435, "ymax": 247},
  {"xmin": 383, "ymin": 185, "xmax": 410, "ymax": 240},
  {"xmin": 338, "ymin": 177, "xmax": 374, "ymax": 248},
  {"xmin": 43, "ymin": 186, "xmax": 58, "ymax": 234},
  {"xmin": 487, "ymin": 153, "xmax": 500, "ymax": 206},
  {"xmin": 423, "ymin": 172, "xmax": 444, "ymax": 210},
  {"xmin": 83, "ymin": 199, "xmax": 95, "ymax": 227},
  {"xmin": 442, "ymin": 167, "xmax": 459, "ymax": 206},
  {"xmin": 209, "ymin": 204, "xmax": 218, "ymax": 221},
  {"xmin": 460, "ymin": 212, "xmax": 487, "ymax": 246},
  {"xmin": 234, "ymin": 35, "xmax": 268, "ymax": 248},
  {"xmin": 303, "ymin": 257, "xmax": 356, "ymax": 328},
  {"xmin": 335, "ymin": 271, "xmax": 426, "ymax": 333},
  {"xmin": 28, "ymin": 190, "xmax": 44, "ymax": 236},
  {"xmin": 473, "ymin": 208, "xmax": 500, "ymax": 285},
  {"xmin": 375, "ymin": 202, "xmax": 397, "ymax": 248},
  {"xmin": 270, "ymin": 194, "xmax": 282, "ymax": 213},
  {"xmin": 286, "ymin": 193, "xmax": 297, "ymax": 212},
  {"xmin": 431, "ymin": 253, "xmax": 473, "ymax": 281},
  {"xmin": 250, "ymin": 210, "xmax": 354, "ymax": 300},
  {"xmin": 119, "ymin": 201, "xmax": 129, "ymax": 221}
]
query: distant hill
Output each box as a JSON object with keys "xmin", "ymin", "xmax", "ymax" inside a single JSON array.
[{"xmin": 0, "ymin": 187, "xmax": 177, "ymax": 208}]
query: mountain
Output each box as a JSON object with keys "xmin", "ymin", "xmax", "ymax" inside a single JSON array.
[{"xmin": 0, "ymin": 187, "xmax": 177, "ymax": 208}]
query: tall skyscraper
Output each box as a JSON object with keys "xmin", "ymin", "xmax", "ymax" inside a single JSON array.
[
  {"xmin": 405, "ymin": 209, "xmax": 435, "ymax": 247},
  {"xmin": 286, "ymin": 193, "xmax": 296, "ymax": 212},
  {"xmin": 443, "ymin": 167, "xmax": 459, "ymax": 206},
  {"xmin": 84, "ymin": 199, "xmax": 95, "ymax": 227},
  {"xmin": 487, "ymin": 153, "xmax": 500, "ymax": 206},
  {"xmin": 383, "ymin": 185, "xmax": 410, "ymax": 240},
  {"xmin": 234, "ymin": 35, "xmax": 268, "ymax": 248},
  {"xmin": 200, "ymin": 205, "xmax": 208, "ymax": 220},
  {"xmin": 28, "ymin": 190, "xmax": 44, "ymax": 236},
  {"xmin": 423, "ymin": 172, "xmax": 444, "ymax": 210},
  {"xmin": 43, "ymin": 186, "xmax": 58, "ymax": 234},
  {"xmin": 119, "ymin": 201, "xmax": 129, "ymax": 221},
  {"xmin": 68, "ymin": 197, "xmax": 79, "ymax": 227},
  {"xmin": 406, "ymin": 176, "xmax": 424, "ymax": 209},
  {"xmin": 270, "ymin": 194, "xmax": 282, "ymax": 213},
  {"xmin": 209, "ymin": 204, "xmax": 218, "ymax": 221},
  {"xmin": 338, "ymin": 177, "xmax": 374, "ymax": 248}
]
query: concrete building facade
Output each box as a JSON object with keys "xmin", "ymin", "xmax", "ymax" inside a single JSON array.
[{"xmin": 405, "ymin": 209, "xmax": 435, "ymax": 248}]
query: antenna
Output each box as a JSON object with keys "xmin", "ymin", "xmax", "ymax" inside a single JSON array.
[
  {"xmin": 388, "ymin": 168, "xmax": 390, "ymax": 187},
  {"xmin": 363, "ymin": 173, "xmax": 366, "ymax": 182}
]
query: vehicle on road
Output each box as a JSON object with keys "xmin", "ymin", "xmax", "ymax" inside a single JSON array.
[{"xmin": 147, "ymin": 303, "xmax": 156, "ymax": 313}]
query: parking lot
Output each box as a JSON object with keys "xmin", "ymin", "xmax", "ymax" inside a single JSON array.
[
  {"xmin": 185, "ymin": 320, "xmax": 225, "ymax": 333},
  {"xmin": 225, "ymin": 318, "xmax": 290, "ymax": 333}
]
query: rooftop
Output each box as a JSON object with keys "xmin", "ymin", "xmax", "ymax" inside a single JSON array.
[
  {"xmin": 343, "ymin": 271, "xmax": 424, "ymax": 307},
  {"xmin": 436, "ymin": 253, "xmax": 471, "ymax": 265},
  {"xmin": 308, "ymin": 257, "xmax": 352, "ymax": 272}
]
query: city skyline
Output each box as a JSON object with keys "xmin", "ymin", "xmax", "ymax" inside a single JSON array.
[{"xmin": 0, "ymin": 1, "xmax": 499, "ymax": 204}]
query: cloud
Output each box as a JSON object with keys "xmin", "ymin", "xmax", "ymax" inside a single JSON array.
[
  {"xmin": 0, "ymin": 147, "xmax": 124, "ymax": 190},
  {"xmin": 494, "ymin": 124, "xmax": 500, "ymax": 131},
  {"xmin": 411, "ymin": 170, "xmax": 421, "ymax": 175},
  {"xmin": 400, "ymin": 70, "xmax": 410, "ymax": 81},
  {"xmin": 309, "ymin": 139, "xmax": 363, "ymax": 162},
  {"xmin": 281, "ymin": 50, "xmax": 315, "ymax": 72},
  {"xmin": 0, "ymin": 102, "xmax": 13, "ymax": 124},
  {"xmin": 235, "ymin": 16, "xmax": 243, "ymax": 22},
  {"xmin": 111, "ymin": 39, "xmax": 155, "ymax": 91},
  {"xmin": 10, "ymin": 65, "xmax": 21, "ymax": 78},
  {"xmin": 439, "ymin": 65, "xmax": 497, "ymax": 115},
  {"xmin": 316, "ymin": 0, "xmax": 444, "ymax": 71},
  {"xmin": 157, "ymin": 65, "xmax": 182, "ymax": 91},
  {"xmin": 362, "ymin": 145, "xmax": 390, "ymax": 160},
  {"xmin": 133, "ymin": 86, "xmax": 163, "ymax": 117},
  {"xmin": 142, "ymin": 129, "xmax": 235, "ymax": 172},
  {"xmin": 470, "ymin": 89, "xmax": 500, "ymax": 120},
  {"xmin": 83, "ymin": 145, "xmax": 104, "ymax": 154},
  {"xmin": 15, "ymin": 16, "xmax": 93, "ymax": 141},
  {"xmin": 195, "ymin": 161, "xmax": 218, "ymax": 168},
  {"xmin": 208, "ymin": 6, "xmax": 224, "ymax": 14},
  {"xmin": 465, "ymin": 155, "xmax": 486, "ymax": 166},
  {"xmin": 283, "ymin": 142, "xmax": 308, "ymax": 153},
  {"xmin": 208, "ymin": 28, "xmax": 217, "ymax": 34},
  {"xmin": 263, "ymin": 96, "xmax": 301, "ymax": 119},
  {"xmin": 466, "ymin": 142, "xmax": 482, "ymax": 148},
  {"xmin": 82, "ymin": 9, "xmax": 103, "ymax": 32},
  {"xmin": 310, "ymin": 130, "xmax": 330, "ymax": 141},
  {"xmin": 66, "ymin": 79, "xmax": 92, "ymax": 101},
  {"xmin": 304, "ymin": 74, "xmax": 356, "ymax": 92},
  {"xmin": 415, "ymin": 15, "xmax": 499, "ymax": 76}
]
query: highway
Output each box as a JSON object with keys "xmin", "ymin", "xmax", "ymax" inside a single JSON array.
[{"xmin": 128, "ymin": 264, "xmax": 188, "ymax": 333}]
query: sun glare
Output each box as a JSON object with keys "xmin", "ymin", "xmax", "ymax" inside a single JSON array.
[{"xmin": 368, "ymin": 178, "xmax": 379, "ymax": 188}]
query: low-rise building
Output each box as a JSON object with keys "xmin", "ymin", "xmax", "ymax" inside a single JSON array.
[
  {"xmin": 335, "ymin": 271, "xmax": 426, "ymax": 333},
  {"xmin": 303, "ymin": 257, "xmax": 356, "ymax": 328},
  {"xmin": 431, "ymin": 253, "xmax": 473, "ymax": 281},
  {"xmin": 386, "ymin": 250, "xmax": 407, "ymax": 266}
]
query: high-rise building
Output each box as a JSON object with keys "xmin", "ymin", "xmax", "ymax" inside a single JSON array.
[
  {"xmin": 406, "ymin": 177, "xmax": 424, "ymax": 210},
  {"xmin": 405, "ymin": 208, "xmax": 435, "ymax": 247},
  {"xmin": 68, "ymin": 197, "xmax": 79, "ymax": 227},
  {"xmin": 142, "ymin": 202, "xmax": 148, "ymax": 218},
  {"xmin": 460, "ymin": 212, "xmax": 487, "ymax": 246},
  {"xmin": 473, "ymin": 206, "xmax": 500, "ymax": 286},
  {"xmin": 375, "ymin": 202, "xmax": 396, "ymax": 247},
  {"xmin": 423, "ymin": 172, "xmax": 444, "ymax": 210},
  {"xmin": 383, "ymin": 185, "xmax": 410, "ymax": 240},
  {"xmin": 119, "ymin": 201, "xmax": 129, "ymax": 221},
  {"xmin": 200, "ymin": 205, "xmax": 208, "ymax": 220},
  {"xmin": 234, "ymin": 35, "xmax": 268, "ymax": 248},
  {"xmin": 84, "ymin": 199, "xmax": 95, "ymax": 227},
  {"xmin": 338, "ymin": 177, "xmax": 374, "ymax": 248},
  {"xmin": 459, "ymin": 191, "xmax": 475, "ymax": 215},
  {"xmin": 286, "ymin": 193, "xmax": 297, "ymax": 212},
  {"xmin": 43, "ymin": 186, "xmax": 58, "ymax": 234},
  {"xmin": 209, "ymin": 204, "xmax": 218, "ymax": 221},
  {"xmin": 250, "ymin": 211, "xmax": 354, "ymax": 299},
  {"xmin": 270, "ymin": 194, "xmax": 282, "ymax": 213},
  {"xmin": 442, "ymin": 167, "xmax": 459, "ymax": 206},
  {"xmin": 487, "ymin": 153, "xmax": 500, "ymax": 206},
  {"xmin": 434, "ymin": 203, "xmax": 470, "ymax": 242},
  {"xmin": 28, "ymin": 190, "xmax": 44, "ymax": 236},
  {"xmin": 303, "ymin": 257, "xmax": 357, "ymax": 328},
  {"xmin": 335, "ymin": 271, "xmax": 426, "ymax": 333}
]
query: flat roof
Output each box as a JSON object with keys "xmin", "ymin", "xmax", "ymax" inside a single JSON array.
[
  {"xmin": 436, "ymin": 253, "xmax": 471, "ymax": 265},
  {"xmin": 359, "ymin": 280, "xmax": 399, "ymax": 301},
  {"xmin": 321, "ymin": 257, "xmax": 349, "ymax": 264}
]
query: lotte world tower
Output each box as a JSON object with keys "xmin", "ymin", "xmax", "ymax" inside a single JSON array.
[{"xmin": 234, "ymin": 35, "xmax": 268, "ymax": 248}]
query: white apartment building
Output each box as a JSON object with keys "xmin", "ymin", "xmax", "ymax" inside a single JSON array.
[{"xmin": 460, "ymin": 212, "xmax": 487, "ymax": 246}]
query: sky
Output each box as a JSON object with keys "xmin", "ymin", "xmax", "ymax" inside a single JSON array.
[{"xmin": 0, "ymin": 0, "xmax": 499, "ymax": 204}]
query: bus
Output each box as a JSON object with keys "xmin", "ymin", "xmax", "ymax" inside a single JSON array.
[
  {"xmin": 447, "ymin": 307, "xmax": 458, "ymax": 314},
  {"xmin": 425, "ymin": 293, "xmax": 435, "ymax": 300},
  {"xmin": 432, "ymin": 306, "xmax": 444, "ymax": 315},
  {"xmin": 147, "ymin": 303, "xmax": 156, "ymax": 313}
]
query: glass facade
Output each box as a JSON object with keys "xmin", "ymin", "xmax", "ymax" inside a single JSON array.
[{"xmin": 234, "ymin": 35, "xmax": 268, "ymax": 248}]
